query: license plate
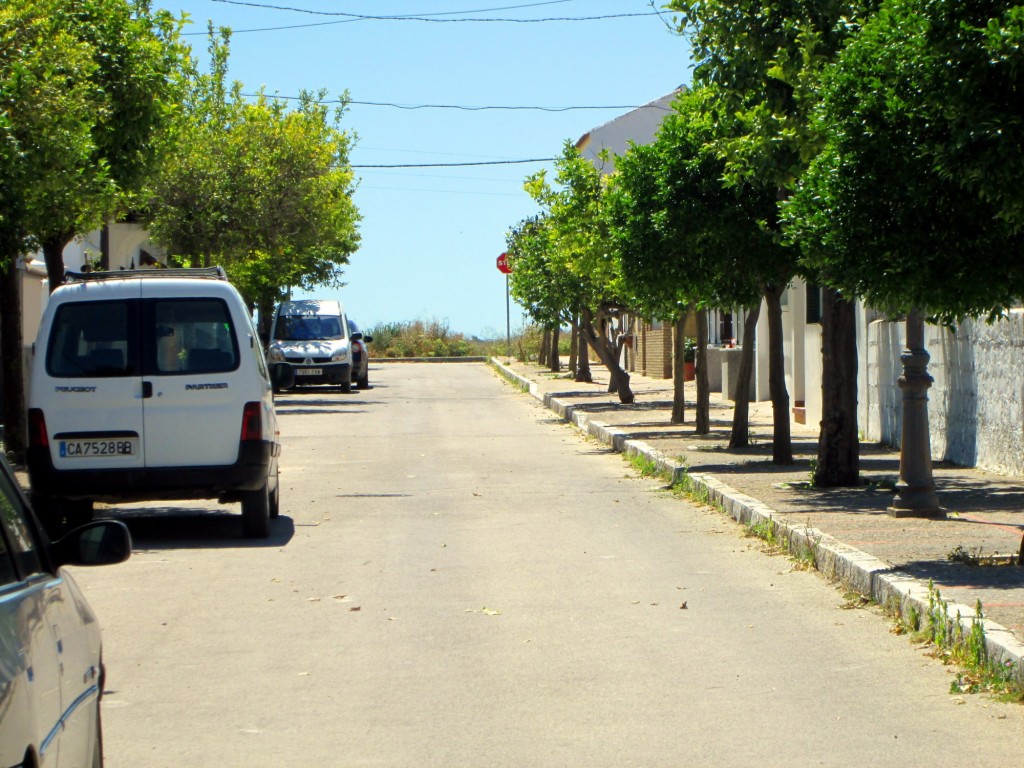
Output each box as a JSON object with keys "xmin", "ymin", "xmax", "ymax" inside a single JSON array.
[
  {"xmin": 60, "ymin": 438, "xmax": 137, "ymax": 458},
  {"xmin": 296, "ymin": 368, "xmax": 322, "ymax": 376}
]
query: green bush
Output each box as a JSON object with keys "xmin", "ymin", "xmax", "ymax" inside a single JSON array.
[{"xmin": 363, "ymin": 319, "xmax": 564, "ymax": 360}]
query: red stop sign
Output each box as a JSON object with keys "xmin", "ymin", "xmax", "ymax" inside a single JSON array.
[{"xmin": 496, "ymin": 252, "xmax": 512, "ymax": 274}]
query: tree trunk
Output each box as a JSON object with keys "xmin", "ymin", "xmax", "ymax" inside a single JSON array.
[
  {"xmin": 729, "ymin": 303, "xmax": 761, "ymax": 449},
  {"xmin": 580, "ymin": 307, "xmax": 634, "ymax": 403},
  {"xmin": 568, "ymin": 319, "xmax": 578, "ymax": 376},
  {"xmin": 764, "ymin": 284, "xmax": 793, "ymax": 464},
  {"xmin": 539, "ymin": 328, "xmax": 550, "ymax": 367},
  {"xmin": 256, "ymin": 296, "xmax": 275, "ymax": 346},
  {"xmin": 815, "ymin": 289, "xmax": 860, "ymax": 486},
  {"xmin": 671, "ymin": 310, "xmax": 687, "ymax": 424},
  {"xmin": 603, "ymin": 317, "xmax": 617, "ymax": 395},
  {"xmin": 42, "ymin": 232, "xmax": 74, "ymax": 292},
  {"xmin": 100, "ymin": 223, "xmax": 110, "ymax": 271},
  {"xmin": 575, "ymin": 319, "xmax": 593, "ymax": 383},
  {"xmin": 695, "ymin": 308, "xmax": 710, "ymax": 435},
  {"xmin": 0, "ymin": 261, "xmax": 27, "ymax": 461},
  {"xmin": 549, "ymin": 324, "xmax": 561, "ymax": 373}
]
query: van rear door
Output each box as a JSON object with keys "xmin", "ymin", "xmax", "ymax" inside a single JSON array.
[
  {"xmin": 140, "ymin": 294, "xmax": 247, "ymax": 468},
  {"xmin": 42, "ymin": 294, "xmax": 146, "ymax": 471}
]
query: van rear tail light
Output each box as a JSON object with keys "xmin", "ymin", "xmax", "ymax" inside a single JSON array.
[
  {"xmin": 28, "ymin": 409, "xmax": 49, "ymax": 448},
  {"xmin": 240, "ymin": 402, "xmax": 262, "ymax": 442}
]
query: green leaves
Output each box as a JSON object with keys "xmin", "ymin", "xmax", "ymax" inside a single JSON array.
[
  {"xmin": 783, "ymin": 0, "xmax": 1024, "ymax": 322},
  {"xmin": 508, "ymin": 142, "xmax": 629, "ymax": 327},
  {"xmin": 144, "ymin": 29, "xmax": 360, "ymax": 310}
]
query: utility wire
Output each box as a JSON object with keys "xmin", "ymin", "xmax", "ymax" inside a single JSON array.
[
  {"xmin": 352, "ymin": 158, "xmax": 555, "ymax": 168},
  {"xmin": 239, "ymin": 92, "xmax": 667, "ymax": 112},
  {"xmin": 208, "ymin": 0, "xmax": 660, "ymax": 23},
  {"xmin": 211, "ymin": 0, "xmax": 579, "ymax": 17}
]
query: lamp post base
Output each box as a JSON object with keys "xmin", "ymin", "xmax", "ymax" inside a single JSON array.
[{"xmin": 887, "ymin": 490, "xmax": 946, "ymax": 519}]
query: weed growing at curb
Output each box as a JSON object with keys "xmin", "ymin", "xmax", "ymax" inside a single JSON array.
[
  {"xmin": 626, "ymin": 452, "xmax": 662, "ymax": 479},
  {"xmin": 670, "ymin": 468, "xmax": 712, "ymax": 507},
  {"xmin": 791, "ymin": 530, "xmax": 822, "ymax": 571},
  {"xmin": 746, "ymin": 519, "xmax": 781, "ymax": 552},
  {"xmin": 886, "ymin": 581, "xmax": 1024, "ymax": 701}
]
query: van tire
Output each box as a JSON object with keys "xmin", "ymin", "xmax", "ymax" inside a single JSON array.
[
  {"xmin": 241, "ymin": 484, "xmax": 271, "ymax": 538},
  {"xmin": 269, "ymin": 466, "xmax": 280, "ymax": 519}
]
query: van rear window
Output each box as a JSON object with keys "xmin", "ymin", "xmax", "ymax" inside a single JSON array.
[
  {"xmin": 46, "ymin": 298, "xmax": 240, "ymax": 377},
  {"xmin": 46, "ymin": 301, "xmax": 135, "ymax": 377},
  {"xmin": 151, "ymin": 299, "xmax": 239, "ymax": 374}
]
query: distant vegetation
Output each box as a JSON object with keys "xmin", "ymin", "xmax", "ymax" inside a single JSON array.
[{"xmin": 364, "ymin": 320, "xmax": 569, "ymax": 362}]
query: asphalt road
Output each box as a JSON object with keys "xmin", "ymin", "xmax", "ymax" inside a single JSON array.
[{"xmin": 72, "ymin": 362, "xmax": 1024, "ymax": 767}]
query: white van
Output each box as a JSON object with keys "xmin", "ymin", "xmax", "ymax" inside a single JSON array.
[
  {"xmin": 26, "ymin": 268, "xmax": 281, "ymax": 538},
  {"xmin": 266, "ymin": 299, "xmax": 356, "ymax": 392}
]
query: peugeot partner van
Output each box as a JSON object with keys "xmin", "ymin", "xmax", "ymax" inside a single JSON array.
[
  {"xmin": 267, "ymin": 299, "xmax": 358, "ymax": 392},
  {"xmin": 26, "ymin": 268, "xmax": 281, "ymax": 539}
]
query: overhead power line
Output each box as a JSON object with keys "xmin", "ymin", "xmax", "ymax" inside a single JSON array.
[
  {"xmin": 207, "ymin": 0, "xmax": 660, "ymax": 23},
  {"xmin": 239, "ymin": 92, "xmax": 668, "ymax": 113},
  {"xmin": 352, "ymin": 158, "xmax": 555, "ymax": 169}
]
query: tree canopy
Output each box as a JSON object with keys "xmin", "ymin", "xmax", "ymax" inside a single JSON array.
[
  {"xmin": 509, "ymin": 142, "xmax": 637, "ymax": 402},
  {"xmin": 144, "ymin": 30, "xmax": 361, "ymax": 318},
  {"xmin": 782, "ymin": 0, "xmax": 1024, "ymax": 322},
  {"xmin": 608, "ymin": 87, "xmax": 772, "ymax": 320}
]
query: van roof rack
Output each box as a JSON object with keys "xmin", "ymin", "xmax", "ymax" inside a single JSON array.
[{"xmin": 64, "ymin": 266, "xmax": 227, "ymax": 283}]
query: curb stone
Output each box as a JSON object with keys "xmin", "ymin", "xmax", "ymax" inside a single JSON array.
[{"xmin": 490, "ymin": 358, "xmax": 1024, "ymax": 682}]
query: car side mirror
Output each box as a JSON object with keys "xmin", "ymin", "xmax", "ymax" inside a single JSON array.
[
  {"xmin": 271, "ymin": 363, "xmax": 295, "ymax": 390},
  {"xmin": 351, "ymin": 332, "xmax": 363, "ymax": 341},
  {"xmin": 52, "ymin": 520, "xmax": 132, "ymax": 567},
  {"xmin": 364, "ymin": 335, "xmax": 373, "ymax": 343}
]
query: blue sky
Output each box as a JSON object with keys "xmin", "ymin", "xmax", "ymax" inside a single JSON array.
[{"xmin": 161, "ymin": 1, "xmax": 693, "ymax": 338}]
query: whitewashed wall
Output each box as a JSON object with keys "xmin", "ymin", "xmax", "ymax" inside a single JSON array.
[{"xmin": 864, "ymin": 311, "xmax": 1024, "ymax": 477}]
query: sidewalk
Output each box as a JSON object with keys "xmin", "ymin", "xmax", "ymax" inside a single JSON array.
[{"xmin": 492, "ymin": 357, "xmax": 1024, "ymax": 679}]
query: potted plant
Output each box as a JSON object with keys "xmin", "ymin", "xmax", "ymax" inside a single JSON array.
[{"xmin": 683, "ymin": 337, "xmax": 696, "ymax": 381}]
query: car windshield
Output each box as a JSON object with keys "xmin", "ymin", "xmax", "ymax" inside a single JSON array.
[{"xmin": 274, "ymin": 315, "xmax": 344, "ymax": 341}]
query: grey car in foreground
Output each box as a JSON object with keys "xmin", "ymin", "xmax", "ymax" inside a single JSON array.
[{"xmin": 0, "ymin": 454, "xmax": 131, "ymax": 768}]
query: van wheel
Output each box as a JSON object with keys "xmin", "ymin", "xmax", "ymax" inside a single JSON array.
[
  {"xmin": 356, "ymin": 372, "xmax": 369, "ymax": 389},
  {"xmin": 241, "ymin": 484, "xmax": 270, "ymax": 538},
  {"xmin": 269, "ymin": 466, "xmax": 280, "ymax": 519}
]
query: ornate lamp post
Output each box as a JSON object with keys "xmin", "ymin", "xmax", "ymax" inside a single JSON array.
[{"xmin": 887, "ymin": 309, "xmax": 945, "ymax": 518}]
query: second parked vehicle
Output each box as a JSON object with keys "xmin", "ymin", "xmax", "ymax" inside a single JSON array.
[
  {"xmin": 348, "ymin": 319, "xmax": 373, "ymax": 389},
  {"xmin": 267, "ymin": 299, "xmax": 357, "ymax": 392}
]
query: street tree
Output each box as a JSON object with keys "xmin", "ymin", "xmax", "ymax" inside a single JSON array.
[
  {"xmin": 668, "ymin": 0, "xmax": 880, "ymax": 474},
  {"xmin": 32, "ymin": 0, "xmax": 187, "ymax": 291},
  {"xmin": 0, "ymin": 0, "xmax": 140, "ymax": 456},
  {"xmin": 145, "ymin": 31, "xmax": 360, "ymax": 329},
  {"xmin": 784, "ymin": 0, "xmax": 1024, "ymax": 328},
  {"xmin": 506, "ymin": 214, "xmax": 577, "ymax": 368},
  {"xmin": 517, "ymin": 143, "xmax": 636, "ymax": 403},
  {"xmin": 609, "ymin": 87, "xmax": 774, "ymax": 439},
  {"xmin": 783, "ymin": 0, "xmax": 1024, "ymax": 512}
]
